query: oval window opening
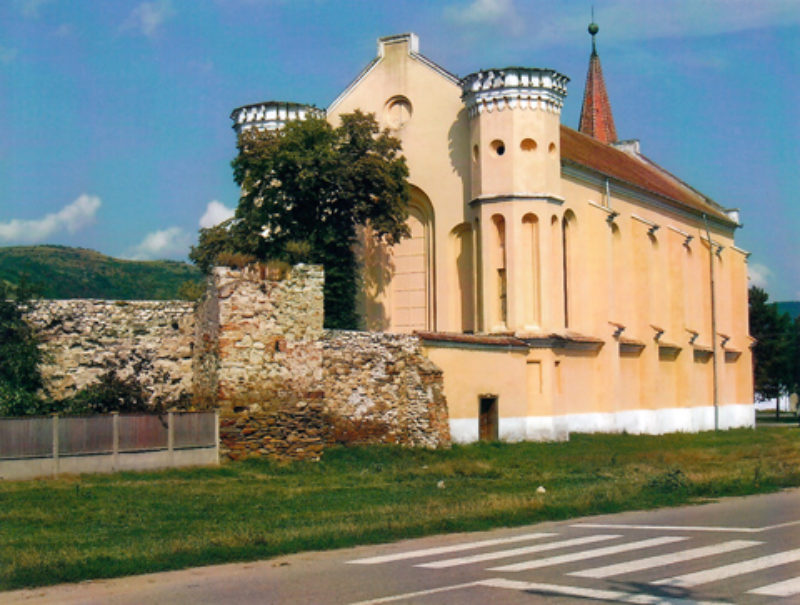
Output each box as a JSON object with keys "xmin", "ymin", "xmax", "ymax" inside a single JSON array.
[
  {"xmin": 520, "ymin": 138, "xmax": 537, "ymax": 151},
  {"xmin": 490, "ymin": 139, "xmax": 506, "ymax": 156}
]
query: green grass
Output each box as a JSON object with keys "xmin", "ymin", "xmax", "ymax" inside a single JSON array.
[{"xmin": 2, "ymin": 427, "xmax": 800, "ymax": 590}]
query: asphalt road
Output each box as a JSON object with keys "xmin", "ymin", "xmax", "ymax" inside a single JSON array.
[{"xmin": 5, "ymin": 489, "xmax": 800, "ymax": 604}]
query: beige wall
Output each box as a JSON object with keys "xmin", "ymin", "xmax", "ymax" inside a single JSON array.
[{"xmin": 332, "ymin": 33, "xmax": 753, "ymax": 440}]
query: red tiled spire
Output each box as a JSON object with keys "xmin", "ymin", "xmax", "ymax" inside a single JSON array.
[{"xmin": 578, "ymin": 22, "xmax": 617, "ymax": 144}]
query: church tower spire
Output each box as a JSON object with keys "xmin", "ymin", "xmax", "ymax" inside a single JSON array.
[{"xmin": 578, "ymin": 19, "xmax": 617, "ymax": 144}]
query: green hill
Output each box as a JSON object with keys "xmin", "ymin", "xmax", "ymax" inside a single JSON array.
[
  {"xmin": 0, "ymin": 245, "xmax": 202, "ymax": 300},
  {"xmin": 776, "ymin": 301, "xmax": 800, "ymax": 319}
]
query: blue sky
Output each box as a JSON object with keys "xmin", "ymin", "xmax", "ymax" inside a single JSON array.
[{"xmin": 1, "ymin": 0, "xmax": 798, "ymax": 301}]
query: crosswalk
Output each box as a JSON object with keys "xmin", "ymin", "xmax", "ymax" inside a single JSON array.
[{"xmin": 348, "ymin": 527, "xmax": 800, "ymax": 603}]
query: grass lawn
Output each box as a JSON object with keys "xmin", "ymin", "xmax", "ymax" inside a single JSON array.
[{"xmin": 2, "ymin": 427, "xmax": 800, "ymax": 590}]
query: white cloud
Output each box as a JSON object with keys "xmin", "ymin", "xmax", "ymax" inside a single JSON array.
[
  {"xmin": 0, "ymin": 45, "xmax": 18, "ymax": 65},
  {"xmin": 0, "ymin": 194, "xmax": 101, "ymax": 244},
  {"xmin": 446, "ymin": 0, "xmax": 516, "ymax": 24},
  {"xmin": 748, "ymin": 262, "xmax": 772, "ymax": 289},
  {"xmin": 122, "ymin": 1, "xmax": 175, "ymax": 38},
  {"xmin": 128, "ymin": 227, "xmax": 191, "ymax": 260},
  {"xmin": 199, "ymin": 200, "xmax": 235, "ymax": 228}
]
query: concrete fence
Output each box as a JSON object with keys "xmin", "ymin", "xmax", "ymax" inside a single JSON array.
[{"xmin": 0, "ymin": 411, "xmax": 219, "ymax": 480}]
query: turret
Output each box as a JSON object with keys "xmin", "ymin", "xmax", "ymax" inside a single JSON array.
[
  {"xmin": 460, "ymin": 67, "xmax": 569, "ymax": 333},
  {"xmin": 230, "ymin": 101, "xmax": 324, "ymax": 135},
  {"xmin": 461, "ymin": 67, "xmax": 568, "ymax": 200}
]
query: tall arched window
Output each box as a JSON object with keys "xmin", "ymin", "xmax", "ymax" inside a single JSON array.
[
  {"xmin": 562, "ymin": 210, "xmax": 576, "ymax": 328},
  {"xmin": 492, "ymin": 214, "xmax": 507, "ymax": 328},
  {"xmin": 389, "ymin": 187, "xmax": 434, "ymax": 333},
  {"xmin": 522, "ymin": 213, "xmax": 540, "ymax": 327},
  {"xmin": 450, "ymin": 223, "xmax": 474, "ymax": 332}
]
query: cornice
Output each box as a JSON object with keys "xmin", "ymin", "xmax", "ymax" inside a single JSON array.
[
  {"xmin": 561, "ymin": 162, "xmax": 737, "ymax": 233},
  {"xmin": 469, "ymin": 193, "xmax": 565, "ymax": 207},
  {"xmin": 460, "ymin": 67, "xmax": 569, "ymax": 118}
]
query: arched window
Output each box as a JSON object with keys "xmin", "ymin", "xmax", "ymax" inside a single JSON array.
[
  {"xmin": 522, "ymin": 213, "xmax": 540, "ymax": 327},
  {"xmin": 562, "ymin": 210, "xmax": 576, "ymax": 328},
  {"xmin": 450, "ymin": 223, "xmax": 474, "ymax": 332},
  {"xmin": 492, "ymin": 214, "xmax": 507, "ymax": 328},
  {"xmin": 389, "ymin": 187, "xmax": 434, "ymax": 333}
]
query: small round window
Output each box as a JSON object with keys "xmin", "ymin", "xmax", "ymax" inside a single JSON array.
[
  {"xmin": 548, "ymin": 142, "xmax": 557, "ymax": 154},
  {"xmin": 384, "ymin": 96, "xmax": 412, "ymax": 129},
  {"xmin": 490, "ymin": 139, "xmax": 506, "ymax": 156},
  {"xmin": 520, "ymin": 138, "xmax": 537, "ymax": 151}
]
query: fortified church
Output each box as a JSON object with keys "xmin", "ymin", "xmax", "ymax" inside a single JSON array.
[{"xmin": 230, "ymin": 26, "xmax": 754, "ymax": 443}]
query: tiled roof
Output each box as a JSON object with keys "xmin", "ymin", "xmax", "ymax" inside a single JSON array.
[
  {"xmin": 415, "ymin": 331, "xmax": 529, "ymax": 349},
  {"xmin": 560, "ymin": 125, "xmax": 734, "ymax": 224},
  {"xmin": 578, "ymin": 53, "xmax": 617, "ymax": 143}
]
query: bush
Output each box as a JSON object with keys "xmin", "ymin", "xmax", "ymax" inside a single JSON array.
[
  {"xmin": 0, "ymin": 281, "xmax": 46, "ymax": 415},
  {"xmin": 57, "ymin": 371, "xmax": 159, "ymax": 415},
  {"xmin": 0, "ymin": 383, "xmax": 50, "ymax": 417}
]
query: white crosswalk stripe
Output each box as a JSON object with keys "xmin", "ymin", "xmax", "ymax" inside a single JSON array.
[
  {"xmin": 346, "ymin": 532, "xmax": 556, "ymax": 565},
  {"xmin": 478, "ymin": 578, "xmax": 731, "ymax": 605},
  {"xmin": 749, "ymin": 576, "xmax": 800, "ymax": 597},
  {"xmin": 570, "ymin": 539, "xmax": 762, "ymax": 579},
  {"xmin": 416, "ymin": 534, "xmax": 620, "ymax": 568},
  {"xmin": 489, "ymin": 536, "xmax": 688, "ymax": 572},
  {"xmin": 652, "ymin": 547, "xmax": 800, "ymax": 588}
]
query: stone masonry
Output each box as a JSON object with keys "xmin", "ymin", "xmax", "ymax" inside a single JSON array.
[
  {"xmin": 24, "ymin": 263, "xmax": 450, "ymax": 459},
  {"xmin": 25, "ymin": 299, "xmax": 195, "ymax": 406}
]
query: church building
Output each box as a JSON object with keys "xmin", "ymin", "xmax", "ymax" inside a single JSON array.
[{"xmin": 230, "ymin": 28, "xmax": 754, "ymax": 442}]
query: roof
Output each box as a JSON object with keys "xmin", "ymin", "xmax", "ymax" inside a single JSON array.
[
  {"xmin": 560, "ymin": 125, "xmax": 735, "ymax": 225},
  {"xmin": 416, "ymin": 331, "xmax": 529, "ymax": 350},
  {"xmin": 578, "ymin": 52, "xmax": 617, "ymax": 143}
]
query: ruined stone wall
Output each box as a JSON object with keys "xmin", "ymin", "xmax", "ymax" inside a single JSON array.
[
  {"xmin": 321, "ymin": 331, "xmax": 449, "ymax": 448},
  {"xmin": 23, "ymin": 263, "xmax": 450, "ymax": 458},
  {"xmin": 194, "ymin": 264, "xmax": 450, "ymax": 456},
  {"xmin": 25, "ymin": 299, "xmax": 195, "ymax": 406},
  {"xmin": 193, "ymin": 264, "xmax": 325, "ymax": 413}
]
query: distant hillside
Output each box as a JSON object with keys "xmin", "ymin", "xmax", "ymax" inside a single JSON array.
[
  {"xmin": 776, "ymin": 301, "xmax": 800, "ymax": 319},
  {"xmin": 0, "ymin": 245, "xmax": 202, "ymax": 300}
]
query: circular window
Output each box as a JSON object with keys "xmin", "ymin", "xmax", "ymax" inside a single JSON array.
[
  {"xmin": 548, "ymin": 142, "xmax": 557, "ymax": 154},
  {"xmin": 472, "ymin": 144, "xmax": 480, "ymax": 161},
  {"xmin": 490, "ymin": 139, "xmax": 506, "ymax": 156},
  {"xmin": 520, "ymin": 138, "xmax": 537, "ymax": 151},
  {"xmin": 384, "ymin": 96, "xmax": 412, "ymax": 129}
]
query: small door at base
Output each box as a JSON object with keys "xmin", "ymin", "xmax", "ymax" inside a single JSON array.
[{"xmin": 479, "ymin": 396, "xmax": 498, "ymax": 441}]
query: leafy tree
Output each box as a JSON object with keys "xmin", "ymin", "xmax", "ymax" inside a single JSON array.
[
  {"xmin": 749, "ymin": 286, "xmax": 795, "ymax": 411},
  {"xmin": 0, "ymin": 281, "xmax": 47, "ymax": 416},
  {"xmin": 191, "ymin": 111, "xmax": 410, "ymax": 329}
]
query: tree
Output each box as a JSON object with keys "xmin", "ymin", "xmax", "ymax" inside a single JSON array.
[
  {"xmin": 0, "ymin": 281, "xmax": 47, "ymax": 416},
  {"xmin": 191, "ymin": 111, "xmax": 410, "ymax": 329},
  {"xmin": 749, "ymin": 286, "xmax": 795, "ymax": 413}
]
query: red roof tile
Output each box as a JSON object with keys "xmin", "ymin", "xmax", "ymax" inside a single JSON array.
[
  {"xmin": 560, "ymin": 125, "xmax": 734, "ymax": 224},
  {"xmin": 579, "ymin": 53, "xmax": 617, "ymax": 143}
]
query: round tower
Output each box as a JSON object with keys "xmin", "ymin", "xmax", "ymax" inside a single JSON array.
[
  {"xmin": 460, "ymin": 67, "xmax": 569, "ymax": 333},
  {"xmin": 230, "ymin": 101, "xmax": 324, "ymax": 135}
]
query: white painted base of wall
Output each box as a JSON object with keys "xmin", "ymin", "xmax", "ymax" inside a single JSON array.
[
  {"xmin": 449, "ymin": 404, "xmax": 755, "ymax": 444},
  {"xmin": 0, "ymin": 447, "xmax": 219, "ymax": 481}
]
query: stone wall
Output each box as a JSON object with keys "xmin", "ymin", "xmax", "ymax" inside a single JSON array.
[
  {"xmin": 321, "ymin": 331, "xmax": 449, "ymax": 448},
  {"xmin": 193, "ymin": 264, "xmax": 324, "ymax": 412},
  {"xmin": 194, "ymin": 264, "xmax": 450, "ymax": 456},
  {"xmin": 23, "ymin": 263, "xmax": 450, "ymax": 458},
  {"xmin": 25, "ymin": 299, "xmax": 195, "ymax": 405}
]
